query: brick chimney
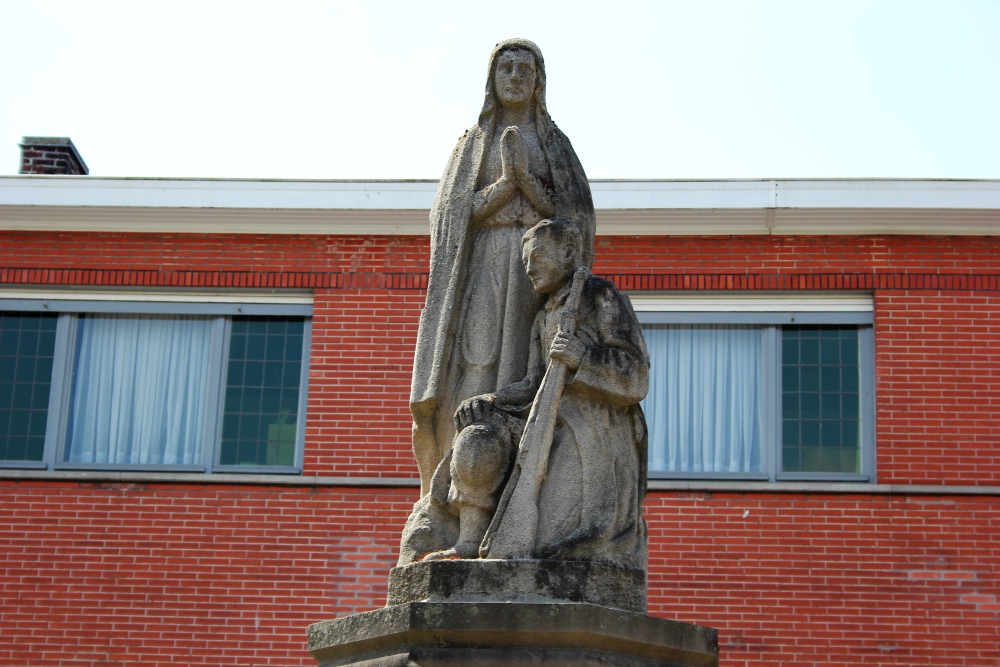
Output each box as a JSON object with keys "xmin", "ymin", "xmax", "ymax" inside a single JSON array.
[{"xmin": 19, "ymin": 137, "xmax": 89, "ymax": 175}]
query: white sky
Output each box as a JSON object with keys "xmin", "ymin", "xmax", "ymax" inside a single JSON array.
[{"xmin": 1, "ymin": 0, "xmax": 998, "ymax": 180}]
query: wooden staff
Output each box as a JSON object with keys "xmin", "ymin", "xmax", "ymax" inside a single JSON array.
[{"xmin": 480, "ymin": 267, "xmax": 589, "ymax": 559}]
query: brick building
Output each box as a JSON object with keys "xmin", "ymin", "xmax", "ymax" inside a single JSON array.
[{"xmin": 1, "ymin": 161, "xmax": 999, "ymax": 665}]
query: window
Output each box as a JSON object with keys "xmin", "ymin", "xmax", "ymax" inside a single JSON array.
[
  {"xmin": 0, "ymin": 290, "xmax": 311, "ymax": 473},
  {"xmin": 635, "ymin": 294, "xmax": 874, "ymax": 482},
  {"xmin": 0, "ymin": 312, "xmax": 57, "ymax": 463}
]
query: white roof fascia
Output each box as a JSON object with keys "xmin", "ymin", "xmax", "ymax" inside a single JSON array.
[
  {"xmin": 0, "ymin": 287, "xmax": 312, "ymax": 304},
  {"xmin": 1, "ymin": 176, "xmax": 999, "ymax": 236},
  {"xmin": 0, "ymin": 177, "xmax": 438, "ymax": 210}
]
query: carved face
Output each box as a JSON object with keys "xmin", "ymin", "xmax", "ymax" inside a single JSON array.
[
  {"xmin": 494, "ymin": 48, "xmax": 537, "ymax": 110},
  {"xmin": 522, "ymin": 236, "xmax": 574, "ymax": 295}
]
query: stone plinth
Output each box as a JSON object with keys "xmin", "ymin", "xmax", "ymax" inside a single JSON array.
[
  {"xmin": 308, "ymin": 601, "xmax": 718, "ymax": 667},
  {"xmin": 388, "ymin": 559, "xmax": 646, "ymax": 613}
]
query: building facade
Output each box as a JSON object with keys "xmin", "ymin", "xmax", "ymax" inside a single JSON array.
[{"xmin": 1, "ymin": 175, "xmax": 999, "ymax": 666}]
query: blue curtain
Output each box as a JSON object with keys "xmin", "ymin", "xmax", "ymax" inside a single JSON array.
[
  {"xmin": 65, "ymin": 315, "xmax": 212, "ymax": 465},
  {"xmin": 643, "ymin": 325, "xmax": 763, "ymax": 473}
]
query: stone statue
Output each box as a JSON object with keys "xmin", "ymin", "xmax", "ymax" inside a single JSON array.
[
  {"xmin": 400, "ymin": 218, "xmax": 649, "ymax": 571},
  {"xmin": 408, "ymin": 38, "xmax": 595, "ymax": 497},
  {"xmin": 312, "ymin": 41, "xmax": 718, "ymax": 667}
]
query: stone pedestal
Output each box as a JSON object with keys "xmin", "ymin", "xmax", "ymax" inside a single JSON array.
[
  {"xmin": 308, "ymin": 561, "xmax": 718, "ymax": 667},
  {"xmin": 388, "ymin": 559, "xmax": 647, "ymax": 612}
]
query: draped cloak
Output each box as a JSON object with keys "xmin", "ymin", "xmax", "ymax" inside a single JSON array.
[
  {"xmin": 521, "ymin": 274, "xmax": 649, "ymax": 569},
  {"xmin": 410, "ymin": 38, "xmax": 596, "ymax": 495}
]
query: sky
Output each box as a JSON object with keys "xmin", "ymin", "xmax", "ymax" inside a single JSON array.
[{"xmin": 1, "ymin": 0, "xmax": 998, "ymax": 181}]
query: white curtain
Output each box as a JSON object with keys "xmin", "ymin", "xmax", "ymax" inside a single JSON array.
[
  {"xmin": 65, "ymin": 315, "xmax": 212, "ymax": 465},
  {"xmin": 643, "ymin": 325, "xmax": 763, "ymax": 473}
]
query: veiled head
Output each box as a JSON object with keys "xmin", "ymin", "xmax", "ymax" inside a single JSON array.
[
  {"xmin": 480, "ymin": 38, "xmax": 548, "ymax": 122},
  {"xmin": 494, "ymin": 48, "xmax": 537, "ymax": 111}
]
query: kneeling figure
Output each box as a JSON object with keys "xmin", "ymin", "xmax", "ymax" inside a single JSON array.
[{"xmin": 398, "ymin": 218, "xmax": 649, "ymax": 570}]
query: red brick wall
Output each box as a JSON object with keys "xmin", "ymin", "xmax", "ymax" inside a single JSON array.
[
  {"xmin": 306, "ymin": 288, "xmax": 421, "ymax": 475},
  {"xmin": 645, "ymin": 491, "xmax": 1000, "ymax": 666},
  {"xmin": 876, "ymin": 291, "xmax": 1000, "ymax": 484},
  {"xmin": 1, "ymin": 483, "xmax": 997, "ymax": 666},
  {"xmin": 3, "ymin": 231, "xmax": 999, "ymax": 484},
  {"xmin": 1, "ymin": 230, "xmax": 999, "ymax": 666},
  {"xmin": 0, "ymin": 482, "xmax": 411, "ymax": 666}
]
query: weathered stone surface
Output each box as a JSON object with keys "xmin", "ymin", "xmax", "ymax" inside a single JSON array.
[
  {"xmin": 313, "ymin": 40, "xmax": 718, "ymax": 667},
  {"xmin": 408, "ymin": 37, "xmax": 596, "ymax": 500},
  {"xmin": 308, "ymin": 602, "xmax": 719, "ymax": 667},
  {"xmin": 401, "ymin": 217, "xmax": 649, "ymax": 570},
  {"xmin": 397, "ymin": 40, "xmax": 647, "ymax": 572},
  {"xmin": 387, "ymin": 559, "xmax": 646, "ymax": 613}
]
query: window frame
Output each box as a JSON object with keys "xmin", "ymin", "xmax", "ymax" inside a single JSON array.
[
  {"xmin": 633, "ymin": 293, "xmax": 875, "ymax": 483},
  {"xmin": 0, "ymin": 290, "xmax": 312, "ymax": 474}
]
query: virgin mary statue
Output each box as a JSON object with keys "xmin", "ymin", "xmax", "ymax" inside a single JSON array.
[{"xmin": 409, "ymin": 38, "xmax": 595, "ymax": 496}]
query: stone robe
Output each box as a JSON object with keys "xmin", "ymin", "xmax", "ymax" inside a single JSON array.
[
  {"xmin": 397, "ymin": 272, "xmax": 649, "ymax": 569},
  {"xmin": 515, "ymin": 273, "xmax": 649, "ymax": 569},
  {"xmin": 409, "ymin": 38, "xmax": 595, "ymax": 496}
]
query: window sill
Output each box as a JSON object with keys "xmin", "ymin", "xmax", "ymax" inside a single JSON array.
[
  {"xmin": 0, "ymin": 469, "xmax": 997, "ymax": 496},
  {"xmin": 0, "ymin": 468, "xmax": 420, "ymax": 487},
  {"xmin": 646, "ymin": 479, "xmax": 999, "ymax": 496}
]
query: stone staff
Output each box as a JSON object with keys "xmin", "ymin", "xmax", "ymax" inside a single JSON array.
[{"xmin": 480, "ymin": 266, "xmax": 589, "ymax": 559}]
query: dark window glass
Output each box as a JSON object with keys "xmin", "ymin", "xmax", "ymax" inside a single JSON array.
[
  {"xmin": 220, "ymin": 317, "xmax": 304, "ymax": 466},
  {"xmin": 0, "ymin": 313, "xmax": 57, "ymax": 461},
  {"xmin": 781, "ymin": 326, "xmax": 860, "ymax": 474}
]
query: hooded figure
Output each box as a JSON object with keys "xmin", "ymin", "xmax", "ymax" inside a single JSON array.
[{"xmin": 409, "ymin": 38, "xmax": 596, "ymax": 495}]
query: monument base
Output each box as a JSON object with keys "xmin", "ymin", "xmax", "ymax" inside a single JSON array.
[
  {"xmin": 388, "ymin": 559, "xmax": 647, "ymax": 613},
  {"xmin": 308, "ymin": 601, "xmax": 718, "ymax": 667},
  {"xmin": 309, "ymin": 560, "xmax": 717, "ymax": 667}
]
